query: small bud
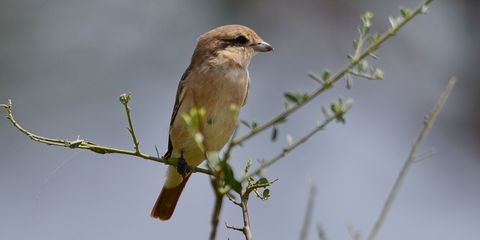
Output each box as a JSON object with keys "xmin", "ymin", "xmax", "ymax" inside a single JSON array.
[
  {"xmin": 360, "ymin": 60, "xmax": 369, "ymax": 72},
  {"xmin": 373, "ymin": 68, "xmax": 384, "ymax": 80},
  {"xmin": 421, "ymin": 5, "xmax": 428, "ymax": 14},
  {"xmin": 400, "ymin": 7, "xmax": 412, "ymax": 18},
  {"xmin": 361, "ymin": 11, "xmax": 374, "ymax": 28},
  {"xmin": 286, "ymin": 134, "xmax": 294, "ymax": 146},
  {"xmin": 345, "ymin": 74, "xmax": 353, "ymax": 89},
  {"xmin": 388, "ymin": 16, "xmax": 400, "ymax": 28},
  {"xmin": 119, "ymin": 93, "xmax": 131, "ymax": 104}
]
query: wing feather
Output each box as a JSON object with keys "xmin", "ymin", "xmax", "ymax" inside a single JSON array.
[{"xmin": 164, "ymin": 65, "xmax": 192, "ymax": 159}]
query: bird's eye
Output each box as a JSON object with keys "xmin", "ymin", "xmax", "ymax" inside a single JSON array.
[{"xmin": 234, "ymin": 35, "xmax": 248, "ymax": 44}]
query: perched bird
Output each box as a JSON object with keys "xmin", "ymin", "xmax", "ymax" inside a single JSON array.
[{"xmin": 151, "ymin": 25, "xmax": 272, "ymax": 220}]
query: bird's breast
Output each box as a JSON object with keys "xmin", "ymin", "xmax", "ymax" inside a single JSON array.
[
  {"xmin": 170, "ymin": 66, "xmax": 249, "ymax": 163},
  {"xmin": 194, "ymin": 67, "xmax": 249, "ymax": 150}
]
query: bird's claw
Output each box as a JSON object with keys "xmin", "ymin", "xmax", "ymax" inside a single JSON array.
[{"xmin": 176, "ymin": 151, "xmax": 192, "ymax": 177}]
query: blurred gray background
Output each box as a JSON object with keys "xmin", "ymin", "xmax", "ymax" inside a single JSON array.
[{"xmin": 1, "ymin": 0, "xmax": 479, "ymax": 239}]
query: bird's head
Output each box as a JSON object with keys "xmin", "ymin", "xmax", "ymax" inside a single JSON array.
[{"xmin": 191, "ymin": 25, "xmax": 273, "ymax": 69}]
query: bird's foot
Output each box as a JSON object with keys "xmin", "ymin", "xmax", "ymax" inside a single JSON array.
[{"xmin": 176, "ymin": 151, "xmax": 192, "ymax": 177}]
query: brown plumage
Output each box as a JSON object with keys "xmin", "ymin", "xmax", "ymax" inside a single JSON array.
[{"xmin": 151, "ymin": 24, "xmax": 272, "ymax": 220}]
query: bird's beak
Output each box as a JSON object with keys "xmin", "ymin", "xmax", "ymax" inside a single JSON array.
[{"xmin": 250, "ymin": 41, "xmax": 273, "ymax": 52}]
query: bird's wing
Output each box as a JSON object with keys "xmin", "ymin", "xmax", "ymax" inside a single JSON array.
[{"xmin": 164, "ymin": 65, "xmax": 192, "ymax": 159}]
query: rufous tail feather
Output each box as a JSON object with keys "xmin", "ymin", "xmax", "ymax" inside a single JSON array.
[{"xmin": 150, "ymin": 174, "xmax": 191, "ymax": 220}]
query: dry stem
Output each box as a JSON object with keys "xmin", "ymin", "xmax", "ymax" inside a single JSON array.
[{"xmin": 367, "ymin": 78, "xmax": 456, "ymax": 240}]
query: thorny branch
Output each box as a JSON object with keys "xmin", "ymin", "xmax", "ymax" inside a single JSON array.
[
  {"xmin": 225, "ymin": 0, "xmax": 434, "ymax": 155},
  {"xmin": 0, "ymin": 98, "xmax": 212, "ymax": 175}
]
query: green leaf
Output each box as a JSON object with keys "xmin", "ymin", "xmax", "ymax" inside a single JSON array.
[
  {"xmin": 229, "ymin": 179, "xmax": 242, "ymax": 194},
  {"xmin": 331, "ymin": 101, "xmax": 347, "ymax": 123},
  {"xmin": 307, "ymin": 72, "xmax": 324, "ymax": 84},
  {"xmin": 388, "ymin": 16, "xmax": 401, "ymax": 29},
  {"xmin": 255, "ymin": 177, "xmax": 269, "ymax": 185},
  {"xmin": 271, "ymin": 126, "xmax": 278, "ymax": 142},
  {"xmin": 284, "ymin": 92, "xmax": 300, "ymax": 104},
  {"xmin": 244, "ymin": 159, "xmax": 253, "ymax": 176},
  {"xmin": 322, "ymin": 69, "xmax": 331, "ymax": 81},
  {"xmin": 301, "ymin": 93, "xmax": 310, "ymax": 102},
  {"xmin": 221, "ymin": 160, "xmax": 242, "ymax": 194},
  {"xmin": 251, "ymin": 121, "xmax": 258, "ymax": 129},
  {"xmin": 400, "ymin": 7, "xmax": 412, "ymax": 18},
  {"xmin": 262, "ymin": 189, "xmax": 271, "ymax": 200},
  {"xmin": 323, "ymin": 81, "xmax": 333, "ymax": 89},
  {"xmin": 369, "ymin": 33, "xmax": 381, "ymax": 44},
  {"xmin": 284, "ymin": 92, "xmax": 310, "ymax": 105},
  {"xmin": 352, "ymin": 39, "xmax": 359, "ymax": 51},
  {"xmin": 240, "ymin": 119, "xmax": 251, "ymax": 129}
]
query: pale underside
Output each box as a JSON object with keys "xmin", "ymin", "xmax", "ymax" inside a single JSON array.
[{"xmin": 164, "ymin": 48, "xmax": 252, "ymax": 188}]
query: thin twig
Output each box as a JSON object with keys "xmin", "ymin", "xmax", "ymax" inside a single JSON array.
[
  {"xmin": 226, "ymin": 193, "xmax": 241, "ymax": 206},
  {"xmin": 225, "ymin": 0, "xmax": 434, "ymax": 153},
  {"xmin": 119, "ymin": 93, "xmax": 141, "ymax": 153},
  {"xmin": 299, "ymin": 181, "xmax": 317, "ymax": 240},
  {"xmin": 227, "ymin": 178, "xmax": 275, "ymax": 240},
  {"xmin": 225, "ymin": 222, "xmax": 244, "ymax": 232},
  {"xmin": 413, "ymin": 149, "xmax": 436, "ymax": 163},
  {"xmin": 1, "ymin": 99, "xmax": 213, "ymax": 175},
  {"xmin": 209, "ymin": 180, "xmax": 225, "ymax": 240},
  {"xmin": 348, "ymin": 70, "xmax": 381, "ymax": 80},
  {"xmin": 367, "ymin": 77, "xmax": 456, "ymax": 240}
]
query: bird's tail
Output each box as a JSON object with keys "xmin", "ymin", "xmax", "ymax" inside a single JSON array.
[{"xmin": 150, "ymin": 173, "xmax": 191, "ymax": 220}]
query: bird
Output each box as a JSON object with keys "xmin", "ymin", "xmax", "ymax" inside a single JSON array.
[{"xmin": 150, "ymin": 24, "xmax": 272, "ymax": 220}]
